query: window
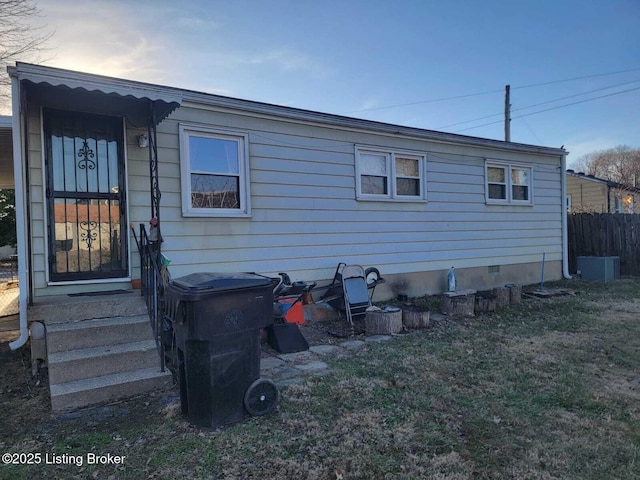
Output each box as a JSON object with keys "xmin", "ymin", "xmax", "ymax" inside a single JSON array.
[
  {"xmin": 356, "ymin": 147, "xmax": 426, "ymax": 201},
  {"xmin": 179, "ymin": 126, "xmax": 250, "ymax": 217},
  {"xmin": 485, "ymin": 161, "xmax": 533, "ymax": 205}
]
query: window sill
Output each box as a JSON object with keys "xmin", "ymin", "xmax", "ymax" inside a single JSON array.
[
  {"xmin": 356, "ymin": 195, "xmax": 427, "ymax": 203},
  {"xmin": 485, "ymin": 200, "xmax": 534, "ymax": 206},
  {"xmin": 182, "ymin": 209, "xmax": 252, "ymax": 218}
]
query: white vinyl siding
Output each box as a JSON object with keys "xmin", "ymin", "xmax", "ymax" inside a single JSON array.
[
  {"xmin": 148, "ymin": 104, "xmax": 562, "ymax": 283},
  {"xmin": 179, "ymin": 125, "xmax": 251, "ymax": 217},
  {"xmin": 355, "ymin": 146, "xmax": 426, "ymax": 201},
  {"xmin": 485, "ymin": 161, "xmax": 533, "ymax": 205}
]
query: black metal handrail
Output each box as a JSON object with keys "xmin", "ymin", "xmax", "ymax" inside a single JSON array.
[{"xmin": 134, "ymin": 223, "xmax": 165, "ymax": 372}]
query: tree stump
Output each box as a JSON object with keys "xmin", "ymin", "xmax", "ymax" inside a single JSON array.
[
  {"xmin": 474, "ymin": 290, "xmax": 497, "ymax": 314},
  {"xmin": 494, "ymin": 286, "xmax": 510, "ymax": 308},
  {"xmin": 365, "ymin": 307, "xmax": 403, "ymax": 335},
  {"xmin": 402, "ymin": 305, "xmax": 430, "ymax": 329},
  {"xmin": 506, "ymin": 284, "xmax": 522, "ymax": 304},
  {"xmin": 442, "ymin": 289, "xmax": 476, "ymax": 317}
]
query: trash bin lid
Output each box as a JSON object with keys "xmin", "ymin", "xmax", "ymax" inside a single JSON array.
[{"xmin": 170, "ymin": 272, "xmax": 272, "ymax": 294}]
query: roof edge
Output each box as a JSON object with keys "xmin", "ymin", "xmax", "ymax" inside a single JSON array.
[
  {"xmin": 567, "ymin": 170, "xmax": 640, "ymax": 193},
  {"xmin": 181, "ymin": 91, "xmax": 567, "ymax": 156},
  {"xmin": 8, "ymin": 63, "xmax": 567, "ymax": 157}
]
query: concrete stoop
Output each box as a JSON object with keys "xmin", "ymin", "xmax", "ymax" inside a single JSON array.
[{"xmin": 37, "ymin": 294, "xmax": 173, "ymax": 413}]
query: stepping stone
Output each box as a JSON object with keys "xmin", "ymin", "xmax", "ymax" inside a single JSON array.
[
  {"xmin": 365, "ymin": 335, "xmax": 392, "ymax": 343},
  {"xmin": 309, "ymin": 345, "xmax": 340, "ymax": 356},
  {"xmin": 277, "ymin": 350, "xmax": 314, "ymax": 363},
  {"xmin": 295, "ymin": 361, "xmax": 329, "ymax": 373},
  {"xmin": 261, "ymin": 356, "xmax": 286, "ymax": 370},
  {"xmin": 339, "ymin": 340, "xmax": 366, "ymax": 350}
]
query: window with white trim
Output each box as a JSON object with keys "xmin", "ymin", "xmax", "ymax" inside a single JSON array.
[
  {"xmin": 179, "ymin": 125, "xmax": 251, "ymax": 217},
  {"xmin": 356, "ymin": 147, "xmax": 426, "ymax": 201},
  {"xmin": 485, "ymin": 161, "xmax": 533, "ymax": 204}
]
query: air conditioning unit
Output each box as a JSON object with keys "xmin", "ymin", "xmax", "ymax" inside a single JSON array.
[{"xmin": 577, "ymin": 256, "xmax": 620, "ymax": 282}]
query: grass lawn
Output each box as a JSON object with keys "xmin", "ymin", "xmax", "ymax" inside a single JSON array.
[{"xmin": 1, "ymin": 279, "xmax": 639, "ymax": 479}]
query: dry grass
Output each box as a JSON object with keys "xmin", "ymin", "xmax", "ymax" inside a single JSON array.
[{"xmin": 1, "ymin": 278, "xmax": 639, "ymax": 479}]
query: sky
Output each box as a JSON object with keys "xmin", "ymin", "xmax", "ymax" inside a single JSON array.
[{"xmin": 10, "ymin": 0, "xmax": 640, "ymax": 166}]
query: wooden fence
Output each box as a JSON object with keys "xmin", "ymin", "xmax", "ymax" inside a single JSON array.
[{"xmin": 567, "ymin": 213, "xmax": 640, "ymax": 276}]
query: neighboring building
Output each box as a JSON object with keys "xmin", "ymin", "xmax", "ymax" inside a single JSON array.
[
  {"xmin": 5, "ymin": 63, "xmax": 571, "ymax": 410},
  {"xmin": 566, "ymin": 170, "xmax": 639, "ymax": 214},
  {"xmin": 0, "ymin": 116, "xmax": 13, "ymax": 189}
]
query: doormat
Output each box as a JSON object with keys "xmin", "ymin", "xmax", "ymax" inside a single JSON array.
[{"xmin": 68, "ymin": 290, "xmax": 133, "ymax": 297}]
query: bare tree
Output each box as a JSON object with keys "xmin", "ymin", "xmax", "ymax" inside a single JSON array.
[
  {"xmin": 0, "ymin": 0, "xmax": 52, "ymax": 105},
  {"xmin": 572, "ymin": 145, "xmax": 640, "ymax": 187}
]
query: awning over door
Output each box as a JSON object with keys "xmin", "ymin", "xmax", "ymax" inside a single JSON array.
[{"xmin": 8, "ymin": 62, "xmax": 182, "ymax": 125}]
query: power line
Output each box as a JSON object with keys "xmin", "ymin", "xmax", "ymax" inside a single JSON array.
[
  {"xmin": 342, "ymin": 66, "xmax": 640, "ymax": 115},
  {"xmin": 437, "ymin": 78, "xmax": 640, "ymax": 129},
  {"xmin": 512, "ymin": 78, "xmax": 640, "ymax": 113},
  {"xmin": 512, "ymin": 67, "xmax": 640, "ymax": 90},
  {"xmin": 340, "ymin": 88, "xmax": 502, "ymax": 114},
  {"xmin": 452, "ymin": 85, "xmax": 640, "ymax": 133}
]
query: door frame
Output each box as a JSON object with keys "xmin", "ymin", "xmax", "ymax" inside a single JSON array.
[{"xmin": 42, "ymin": 107, "xmax": 130, "ymax": 284}]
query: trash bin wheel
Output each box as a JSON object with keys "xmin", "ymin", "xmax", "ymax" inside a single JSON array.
[{"xmin": 244, "ymin": 378, "xmax": 279, "ymax": 416}]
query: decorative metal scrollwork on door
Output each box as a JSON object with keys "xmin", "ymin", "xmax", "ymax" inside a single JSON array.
[
  {"xmin": 79, "ymin": 220, "xmax": 98, "ymax": 248},
  {"xmin": 77, "ymin": 140, "xmax": 96, "ymax": 170}
]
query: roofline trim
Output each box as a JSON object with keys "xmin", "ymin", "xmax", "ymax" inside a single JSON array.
[
  {"xmin": 182, "ymin": 95, "xmax": 567, "ymax": 157},
  {"xmin": 8, "ymin": 63, "xmax": 567, "ymax": 157},
  {"xmin": 567, "ymin": 170, "xmax": 640, "ymax": 193}
]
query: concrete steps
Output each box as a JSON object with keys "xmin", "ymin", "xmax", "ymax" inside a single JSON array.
[
  {"xmin": 38, "ymin": 294, "xmax": 173, "ymax": 412},
  {"xmin": 47, "ymin": 339, "xmax": 159, "ymax": 384},
  {"xmin": 46, "ymin": 315, "xmax": 152, "ymax": 353},
  {"xmin": 50, "ymin": 367, "xmax": 173, "ymax": 412},
  {"xmin": 31, "ymin": 292, "xmax": 147, "ymax": 324}
]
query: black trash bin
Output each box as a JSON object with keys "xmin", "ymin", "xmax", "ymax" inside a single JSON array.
[{"xmin": 166, "ymin": 272, "xmax": 276, "ymax": 428}]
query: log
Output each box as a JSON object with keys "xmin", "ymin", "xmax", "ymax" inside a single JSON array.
[
  {"xmin": 493, "ymin": 286, "xmax": 510, "ymax": 308},
  {"xmin": 474, "ymin": 291, "xmax": 497, "ymax": 314},
  {"xmin": 506, "ymin": 284, "xmax": 522, "ymax": 304},
  {"xmin": 442, "ymin": 289, "xmax": 476, "ymax": 317},
  {"xmin": 365, "ymin": 307, "xmax": 403, "ymax": 335},
  {"xmin": 402, "ymin": 305, "xmax": 430, "ymax": 329}
]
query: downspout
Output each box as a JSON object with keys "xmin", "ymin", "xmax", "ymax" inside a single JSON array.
[
  {"xmin": 561, "ymin": 154, "xmax": 572, "ymax": 280},
  {"xmin": 9, "ymin": 74, "xmax": 30, "ymax": 350}
]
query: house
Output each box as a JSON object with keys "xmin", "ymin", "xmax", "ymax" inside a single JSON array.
[
  {"xmin": 6, "ymin": 62, "xmax": 570, "ymax": 410},
  {"xmin": 566, "ymin": 169, "xmax": 638, "ymax": 213}
]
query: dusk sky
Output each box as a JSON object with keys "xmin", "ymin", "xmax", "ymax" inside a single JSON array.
[{"xmin": 13, "ymin": 0, "xmax": 640, "ymax": 166}]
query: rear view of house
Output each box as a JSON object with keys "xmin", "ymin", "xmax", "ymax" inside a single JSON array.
[{"xmin": 6, "ymin": 63, "xmax": 570, "ymax": 410}]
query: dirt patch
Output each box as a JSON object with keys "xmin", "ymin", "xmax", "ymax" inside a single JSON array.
[{"xmin": 0, "ymin": 346, "xmax": 51, "ymax": 436}]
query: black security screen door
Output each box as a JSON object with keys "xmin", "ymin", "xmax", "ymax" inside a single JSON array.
[{"xmin": 44, "ymin": 108, "xmax": 128, "ymax": 282}]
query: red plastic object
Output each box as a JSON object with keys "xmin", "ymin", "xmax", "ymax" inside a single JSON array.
[{"xmin": 278, "ymin": 297, "xmax": 305, "ymax": 325}]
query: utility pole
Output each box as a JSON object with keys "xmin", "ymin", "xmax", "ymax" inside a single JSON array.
[{"xmin": 504, "ymin": 84, "xmax": 511, "ymax": 142}]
